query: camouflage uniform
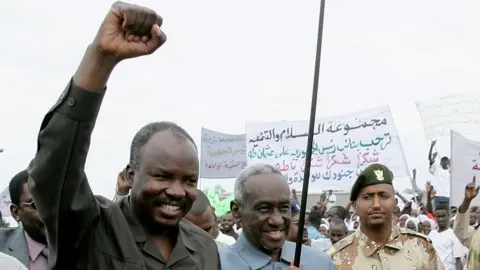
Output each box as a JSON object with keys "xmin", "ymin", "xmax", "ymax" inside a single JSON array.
[{"xmin": 328, "ymin": 226, "xmax": 444, "ymax": 270}]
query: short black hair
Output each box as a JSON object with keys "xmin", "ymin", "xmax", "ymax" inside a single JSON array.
[
  {"xmin": 329, "ymin": 206, "xmax": 348, "ymax": 220},
  {"xmin": 189, "ymin": 189, "xmax": 211, "ymax": 215},
  {"xmin": 129, "ymin": 122, "xmax": 197, "ymax": 169},
  {"xmin": 441, "ymin": 156, "xmax": 449, "ymax": 162},
  {"xmin": 308, "ymin": 210, "xmax": 322, "ymax": 227},
  {"xmin": 435, "ymin": 204, "xmax": 449, "ymax": 213},
  {"xmin": 329, "ymin": 218, "xmax": 348, "ymax": 232},
  {"xmin": 9, "ymin": 170, "xmax": 29, "ymax": 206}
]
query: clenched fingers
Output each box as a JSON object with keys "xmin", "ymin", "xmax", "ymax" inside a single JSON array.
[{"xmin": 114, "ymin": 1, "xmax": 163, "ymax": 41}]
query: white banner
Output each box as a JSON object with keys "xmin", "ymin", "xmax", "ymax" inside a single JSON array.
[
  {"xmin": 416, "ymin": 94, "xmax": 480, "ymax": 140},
  {"xmin": 200, "ymin": 128, "xmax": 247, "ymax": 179},
  {"xmin": 0, "ymin": 187, "xmax": 10, "ymax": 218},
  {"xmin": 450, "ymin": 130, "xmax": 480, "ymax": 207},
  {"xmin": 246, "ymin": 107, "xmax": 409, "ymax": 193}
]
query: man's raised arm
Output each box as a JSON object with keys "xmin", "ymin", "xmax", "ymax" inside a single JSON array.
[{"xmin": 27, "ymin": 1, "xmax": 167, "ymax": 267}]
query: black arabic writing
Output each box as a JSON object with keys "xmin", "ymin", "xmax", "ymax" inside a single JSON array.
[
  {"xmin": 248, "ymin": 133, "xmax": 392, "ymax": 160},
  {"xmin": 248, "ymin": 118, "xmax": 388, "ymax": 143},
  {"xmin": 283, "ymin": 169, "xmax": 360, "ymax": 185}
]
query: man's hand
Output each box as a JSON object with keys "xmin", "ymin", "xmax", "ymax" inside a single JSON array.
[
  {"xmin": 0, "ymin": 148, "xmax": 3, "ymax": 153},
  {"xmin": 74, "ymin": 1, "xmax": 167, "ymax": 91},
  {"xmin": 465, "ymin": 176, "xmax": 479, "ymax": 201},
  {"xmin": 319, "ymin": 193, "xmax": 326, "ymax": 202},
  {"xmin": 412, "ymin": 168, "xmax": 417, "ymax": 176},
  {"xmin": 426, "ymin": 182, "xmax": 433, "ymax": 194},
  {"xmin": 431, "ymin": 140, "xmax": 437, "ymax": 147},
  {"xmin": 94, "ymin": 1, "xmax": 167, "ymax": 61},
  {"xmin": 286, "ymin": 261, "xmax": 301, "ymax": 269},
  {"xmin": 285, "ymin": 261, "xmax": 302, "ymax": 270},
  {"xmin": 116, "ymin": 169, "xmax": 131, "ymax": 195}
]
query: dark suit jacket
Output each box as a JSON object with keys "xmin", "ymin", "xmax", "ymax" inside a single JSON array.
[
  {"xmin": 0, "ymin": 226, "xmax": 30, "ymax": 268},
  {"xmin": 27, "ymin": 80, "xmax": 221, "ymax": 270}
]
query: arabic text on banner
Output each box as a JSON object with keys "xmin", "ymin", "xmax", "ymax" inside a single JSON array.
[
  {"xmin": 450, "ymin": 130, "xmax": 480, "ymax": 207},
  {"xmin": 200, "ymin": 128, "xmax": 247, "ymax": 179},
  {"xmin": 245, "ymin": 107, "xmax": 409, "ymax": 193},
  {"xmin": 416, "ymin": 94, "xmax": 480, "ymax": 140}
]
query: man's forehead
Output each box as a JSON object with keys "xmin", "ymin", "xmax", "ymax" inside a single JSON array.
[
  {"xmin": 360, "ymin": 183, "xmax": 393, "ymax": 193},
  {"xmin": 244, "ymin": 174, "xmax": 289, "ymax": 197},
  {"xmin": 142, "ymin": 131, "xmax": 197, "ymax": 157},
  {"xmin": 330, "ymin": 224, "xmax": 345, "ymax": 231}
]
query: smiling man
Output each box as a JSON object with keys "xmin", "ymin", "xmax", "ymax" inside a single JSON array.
[
  {"xmin": 221, "ymin": 211, "xmax": 239, "ymax": 240},
  {"xmin": 26, "ymin": 2, "xmax": 220, "ymax": 269},
  {"xmin": 329, "ymin": 164, "xmax": 444, "ymax": 269},
  {"xmin": 219, "ymin": 164, "xmax": 334, "ymax": 270}
]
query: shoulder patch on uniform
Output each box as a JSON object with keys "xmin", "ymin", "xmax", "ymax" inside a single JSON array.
[
  {"xmin": 399, "ymin": 227, "xmax": 432, "ymax": 243},
  {"xmin": 329, "ymin": 234, "xmax": 355, "ymax": 256}
]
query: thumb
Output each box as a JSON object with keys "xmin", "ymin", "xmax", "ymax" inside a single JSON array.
[
  {"xmin": 289, "ymin": 260, "xmax": 300, "ymax": 269},
  {"xmin": 145, "ymin": 24, "xmax": 167, "ymax": 53}
]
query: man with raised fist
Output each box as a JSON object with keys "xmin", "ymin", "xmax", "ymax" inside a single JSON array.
[{"xmin": 27, "ymin": 2, "xmax": 220, "ymax": 269}]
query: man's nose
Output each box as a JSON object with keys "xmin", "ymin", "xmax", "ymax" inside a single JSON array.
[
  {"xmin": 371, "ymin": 196, "xmax": 381, "ymax": 209},
  {"xmin": 267, "ymin": 209, "xmax": 284, "ymax": 227},
  {"xmin": 165, "ymin": 180, "xmax": 186, "ymax": 199}
]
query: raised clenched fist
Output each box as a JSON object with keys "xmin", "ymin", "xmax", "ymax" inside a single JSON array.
[
  {"xmin": 93, "ymin": 1, "xmax": 167, "ymax": 61},
  {"xmin": 465, "ymin": 176, "xmax": 480, "ymax": 201}
]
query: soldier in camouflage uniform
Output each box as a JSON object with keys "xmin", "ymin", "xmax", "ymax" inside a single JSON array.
[{"xmin": 327, "ymin": 163, "xmax": 444, "ymax": 270}]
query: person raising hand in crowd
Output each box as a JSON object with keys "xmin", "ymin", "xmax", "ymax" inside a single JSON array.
[
  {"xmin": 27, "ymin": 2, "xmax": 220, "ymax": 269},
  {"xmin": 454, "ymin": 176, "xmax": 480, "ymax": 269}
]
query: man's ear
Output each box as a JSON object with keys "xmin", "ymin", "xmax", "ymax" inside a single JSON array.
[
  {"xmin": 10, "ymin": 204, "xmax": 19, "ymax": 222},
  {"xmin": 231, "ymin": 200, "xmax": 241, "ymax": 219},
  {"xmin": 352, "ymin": 201, "xmax": 358, "ymax": 213},
  {"xmin": 125, "ymin": 164, "xmax": 134, "ymax": 187}
]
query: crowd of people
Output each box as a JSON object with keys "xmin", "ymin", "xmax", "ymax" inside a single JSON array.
[{"xmin": 0, "ymin": 2, "xmax": 479, "ymax": 269}]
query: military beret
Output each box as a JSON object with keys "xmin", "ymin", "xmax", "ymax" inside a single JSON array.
[
  {"xmin": 350, "ymin": 163, "xmax": 394, "ymax": 201},
  {"xmin": 290, "ymin": 200, "xmax": 300, "ymax": 216}
]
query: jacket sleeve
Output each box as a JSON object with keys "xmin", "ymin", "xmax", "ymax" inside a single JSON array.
[
  {"xmin": 454, "ymin": 212, "xmax": 474, "ymax": 248},
  {"xmin": 28, "ymin": 79, "xmax": 105, "ymax": 267}
]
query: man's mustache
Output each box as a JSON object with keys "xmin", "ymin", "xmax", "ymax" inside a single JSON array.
[{"xmin": 152, "ymin": 197, "xmax": 187, "ymax": 207}]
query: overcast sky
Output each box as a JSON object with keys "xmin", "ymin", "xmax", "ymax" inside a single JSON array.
[{"xmin": 1, "ymin": 0, "xmax": 479, "ymax": 197}]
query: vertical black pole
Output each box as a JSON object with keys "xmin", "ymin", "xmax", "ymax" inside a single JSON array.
[{"xmin": 293, "ymin": 0, "xmax": 326, "ymax": 266}]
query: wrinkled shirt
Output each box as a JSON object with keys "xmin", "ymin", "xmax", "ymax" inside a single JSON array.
[
  {"xmin": 219, "ymin": 234, "xmax": 334, "ymax": 270},
  {"xmin": 329, "ymin": 226, "xmax": 444, "ymax": 270}
]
